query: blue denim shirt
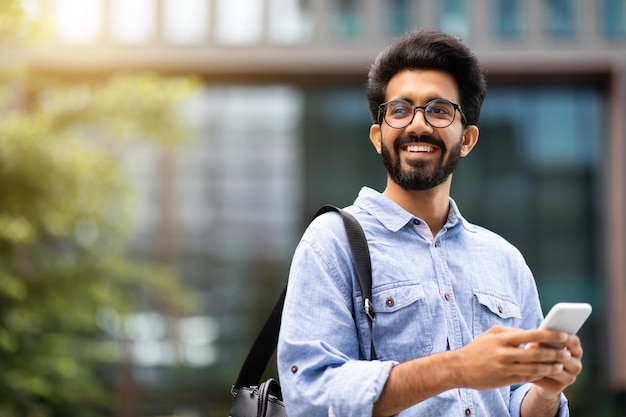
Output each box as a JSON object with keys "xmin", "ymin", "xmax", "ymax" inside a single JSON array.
[{"xmin": 277, "ymin": 187, "xmax": 569, "ymax": 417}]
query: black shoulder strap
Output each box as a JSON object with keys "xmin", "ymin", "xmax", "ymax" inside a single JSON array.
[
  {"xmin": 232, "ymin": 286, "xmax": 286, "ymax": 391},
  {"xmin": 232, "ymin": 205, "xmax": 376, "ymax": 391},
  {"xmin": 314, "ymin": 205, "xmax": 377, "ymax": 359}
]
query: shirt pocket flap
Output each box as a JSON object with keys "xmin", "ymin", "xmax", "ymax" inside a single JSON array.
[
  {"xmin": 474, "ymin": 291, "xmax": 521, "ymax": 320},
  {"xmin": 373, "ymin": 283, "xmax": 426, "ymax": 313}
]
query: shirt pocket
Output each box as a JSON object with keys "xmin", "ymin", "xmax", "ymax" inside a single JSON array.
[
  {"xmin": 368, "ymin": 282, "xmax": 433, "ymax": 362},
  {"xmin": 472, "ymin": 290, "xmax": 521, "ymax": 337}
]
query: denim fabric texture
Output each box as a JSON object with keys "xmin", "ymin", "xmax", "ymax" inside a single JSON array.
[{"xmin": 277, "ymin": 187, "xmax": 569, "ymax": 417}]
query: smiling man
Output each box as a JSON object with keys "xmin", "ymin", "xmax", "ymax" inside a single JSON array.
[{"xmin": 277, "ymin": 29, "xmax": 583, "ymax": 417}]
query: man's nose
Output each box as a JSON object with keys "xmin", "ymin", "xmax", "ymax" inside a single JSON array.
[{"xmin": 405, "ymin": 108, "xmax": 434, "ymax": 133}]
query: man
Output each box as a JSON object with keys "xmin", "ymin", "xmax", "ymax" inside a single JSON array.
[{"xmin": 277, "ymin": 28, "xmax": 583, "ymax": 417}]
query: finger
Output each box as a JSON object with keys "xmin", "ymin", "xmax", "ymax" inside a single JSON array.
[
  {"xmin": 518, "ymin": 345, "xmax": 572, "ymax": 364},
  {"xmin": 539, "ymin": 362, "xmax": 578, "ymax": 388},
  {"xmin": 531, "ymin": 375, "xmax": 569, "ymax": 396},
  {"xmin": 508, "ymin": 361, "xmax": 565, "ymax": 378},
  {"xmin": 531, "ymin": 352, "xmax": 584, "ymax": 394},
  {"xmin": 504, "ymin": 329, "xmax": 569, "ymax": 347},
  {"xmin": 562, "ymin": 335, "xmax": 583, "ymax": 358},
  {"xmin": 532, "ymin": 352, "xmax": 581, "ymax": 388},
  {"xmin": 561, "ymin": 352, "xmax": 583, "ymax": 377}
]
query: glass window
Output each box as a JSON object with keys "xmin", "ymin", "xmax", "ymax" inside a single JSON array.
[
  {"xmin": 492, "ymin": 0, "xmax": 524, "ymax": 39},
  {"xmin": 384, "ymin": 0, "xmax": 415, "ymax": 37},
  {"xmin": 130, "ymin": 84, "xmax": 303, "ymax": 258},
  {"xmin": 437, "ymin": 0, "xmax": 471, "ymax": 38},
  {"xmin": 55, "ymin": 0, "xmax": 103, "ymax": 44},
  {"xmin": 268, "ymin": 0, "xmax": 314, "ymax": 44},
  {"xmin": 600, "ymin": 0, "xmax": 626, "ymax": 38},
  {"xmin": 215, "ymin": 0, "xmax": 264, "ymax": 45},
  {"xmin": 544, "ymin": 0, "xmax": 578, "ymax": 38},
  {"xmin": 301, "ymin": 88, "xmax": 385, "ymax": 213},
  {"xmin": 162, "ymin": 0, "xmax": 210, "ymax": 44},
  {"xmin": 110, "ymin": 0, "xmax": 156, "ymax": 44},
  {"xmin": 452, "ymin": 85, "xmax": 603, "ymax": 306},
  {"xmin": 124, "ymin": 84, "xmax": 304, "ymax": 412},
  {"xmin": 331, "ymin": 0, "xmax": 363, "ymax": 40}
]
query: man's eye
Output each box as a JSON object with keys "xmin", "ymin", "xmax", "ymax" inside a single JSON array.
[
  {"xmin": 389, "ymin": 104, "xmax": 411, "ymax": 117},
  {"xmin": 426, "ymin": 103, "xmax": 452, "ymax": 116}
]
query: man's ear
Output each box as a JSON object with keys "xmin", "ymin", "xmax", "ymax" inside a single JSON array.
[
  {"xmin": 460, "ymin": 125, "xmax": 479, "ymax": 157},
  {"xmin": 370, "ymin": 124, "xmax": 382, "ymax": 154}
]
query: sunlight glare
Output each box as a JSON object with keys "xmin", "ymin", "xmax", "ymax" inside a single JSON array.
[
  {"xmin": 110, "ymin": 0, "xmax": 156, "ymax": 44},
  {"xmin": 215, "ymin": 0, "xmax": 263, "ymax": 45},
  {"xmin": 163, "ymin": 0, "xmax": 210, "ymax": 44},
  {"xmin": 55, "ymin": 0, "xmax": 102, "ymax": 44}
]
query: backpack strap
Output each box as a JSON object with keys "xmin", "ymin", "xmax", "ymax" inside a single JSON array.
[{"xmin": 232, "ymin": 205, "xmax": 376, "ymax": 392}]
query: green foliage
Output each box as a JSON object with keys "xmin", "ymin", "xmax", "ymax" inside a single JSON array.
[
  {"xmin": 0, "ymin": 69, "xmax": 199, "ymax": 415},
  {"xmin": 0, "ymin": 70, "xmax": 199, "ymax": 415},
  {"xmin": 0, "ymin": 0, "xmax": 52, "ymax": 43},
  {"xmin": 0, "ymin": 3, "xmax": 200, "ymax": 416}
]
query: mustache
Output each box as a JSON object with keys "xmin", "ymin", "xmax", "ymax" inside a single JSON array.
[{"xmin": 394, "ymin": 135, "xmax": 447, "ymax": 151}]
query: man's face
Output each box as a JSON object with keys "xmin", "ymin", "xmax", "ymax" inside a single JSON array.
[{"xmin": 370, "ymin": 69, "xmax": 477, "ymax": 191}]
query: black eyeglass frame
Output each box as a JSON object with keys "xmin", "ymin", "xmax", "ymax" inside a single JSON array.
[{"xmin": 377, "ymin": 98, "xmax": 468, "ymax": 129}]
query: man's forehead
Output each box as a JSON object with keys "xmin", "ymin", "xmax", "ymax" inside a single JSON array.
[{"xmin": 386, "ymin": 69, "xmax": 460, "ymax": 103}]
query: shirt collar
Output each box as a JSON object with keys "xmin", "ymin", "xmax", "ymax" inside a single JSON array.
[{"xmin": 353, "ymin": 186, "xmax": 478, "ymax": 233}]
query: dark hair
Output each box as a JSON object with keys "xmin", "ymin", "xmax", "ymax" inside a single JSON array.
[{"xmin": 366, "ymin": 28, "xmax": 487, "ymax": 126}]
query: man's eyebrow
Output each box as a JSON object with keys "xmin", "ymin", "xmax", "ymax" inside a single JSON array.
[
  {"xmin": 387, "ymin": 97, "xmax": 412, "ymax": 103},
  {"xmin": 388, "ymin": 96, "xmax": 452, "ymax": 104}
]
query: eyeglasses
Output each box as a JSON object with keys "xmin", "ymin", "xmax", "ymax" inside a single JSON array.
[{"xmin": 378, "ymin": 98, "xmax": 467, "ymax": 129}]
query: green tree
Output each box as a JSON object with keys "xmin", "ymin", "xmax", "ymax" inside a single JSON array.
[{"xmin": 0, "ymin": 1, "xmax": 198, "ymax": 415}]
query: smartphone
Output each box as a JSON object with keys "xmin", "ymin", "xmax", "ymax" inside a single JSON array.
[{"xmin": 538, "ymin": 302, "xmax": 592, "ymax": 348}]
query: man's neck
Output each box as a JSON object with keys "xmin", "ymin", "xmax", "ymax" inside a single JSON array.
[{"xmin": 382, "ymin": 179, "xmax": 452, "ymax": 236}]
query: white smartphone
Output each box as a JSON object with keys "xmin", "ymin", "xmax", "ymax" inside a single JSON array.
[{"xmin": 538, "ymin": 302, "xmax": 592, "ymax": 348}]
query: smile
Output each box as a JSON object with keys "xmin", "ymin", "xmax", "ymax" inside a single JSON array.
[{"xmin": 404, "ymin": 145, "xmax": 436, "ymax": 153}]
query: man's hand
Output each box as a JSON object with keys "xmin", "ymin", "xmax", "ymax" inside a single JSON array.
[
  {"xmin": 373, "ymin": 326, "xmax": 583, "ymax": 417},
  {"xmin": 452, "ymin": 326, "xmax": 577, "ymax": 390},
  {"xmin": 526, "ymin": 332, "xmax": 583, "ymax": 396},
  {"xmin": 519, "ymin": 333, "xmax": 583, "ymax": 416}
]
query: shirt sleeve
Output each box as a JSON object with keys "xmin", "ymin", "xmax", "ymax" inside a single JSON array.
[
  {"xmin": 509, "ymin": 383, "xmax": 569, "ymax": 416},
  {"xmin": 277, "ymin": 215, "xmax": 396, "ymax": 417}
]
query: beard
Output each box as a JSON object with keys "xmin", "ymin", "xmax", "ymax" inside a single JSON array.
[{"xmin": 381, "ymin": 134, "xmax": 463, "ymax": 191}]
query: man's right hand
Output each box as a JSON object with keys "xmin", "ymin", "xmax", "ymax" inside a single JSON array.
[{"xmin": 451, "ymin": 325, "xmax": 571, "ymax": 390}]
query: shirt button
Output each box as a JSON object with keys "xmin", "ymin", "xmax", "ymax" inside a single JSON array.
[
  {"xmin": 291, "ymin": 365, "xmax": 298, "ymax": 374},
  {"xmin": 413, "ymin": 219, "xmax": 420, "ymax": 225},
  {"xmin": 465, "ymin": 408, "xmax": 471, "ymax": 416},
  {"xmin": 498, "ymin": 305, "xmax": 504, "ymax": 314},
  {"xmin": 385, "ymin": 297, "xmax": 395, "ymax": 307},
  {"xmin": 434, "ymin": 242, "xmax": 439, "ymax": 248},
  {"xmin": 444, "ymin": 293, "xmax": 450, "ymax": 301}
]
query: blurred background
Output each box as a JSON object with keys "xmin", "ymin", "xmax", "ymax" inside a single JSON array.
[{"xmin": 0, "ymin": 0, "xmax": 625, "ymax": 416}]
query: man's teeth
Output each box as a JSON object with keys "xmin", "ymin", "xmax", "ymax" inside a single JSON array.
[{"xmin": 406, "ymin": 145, "xmax": 435, "ymax": 152}]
